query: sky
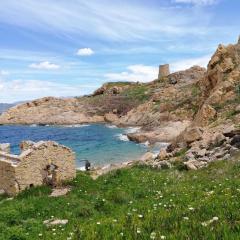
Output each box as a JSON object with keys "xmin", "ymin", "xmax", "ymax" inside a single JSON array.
[{"xmin": 0, "ymin": 0, "xmax": 239, "ymax": 103}]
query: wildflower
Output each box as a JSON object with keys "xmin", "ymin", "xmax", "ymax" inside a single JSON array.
[
  {"xmin": 188, "ymin": 207, "xmax": 194, "ymax": 211},
  {"xmin": 138, "ymin": 214, "xmax": 143, "ymax": 218},
  {"xmin": 183, "ymin": 217, "xmax": 189, "ymax": 220},
  {"xmin": 38, "ymin": 233, "xmax": 42, "ymax": 237},
  {"xmin": 129, "ymin": 201, "xmax": 133, "ymax": 204},
  {"xmin": 120, "ymin": 232, "xmax": 124, "ymax": 236},
  {"xmin": 113, "ymin": 219, "xmax": 117, "ymax": 222},
  {"xmin": 53, "ymin": 233, "xmax": 56, "ymax": 236},
  {"xmin": 201, "ymin": 216, "xmax": 219, "ymax": 226},
  {"xmin": 102, "ymin": 199, "xmax": 106, "ymax": 202},
  {"xmin": 97, "ymin": 222, "xmax": 101, "ymax": 225},
  {"xmin": 137, "ymin": 228, "xmax": 141, "ymax": 234},
  {"xmin": 160, "ymin": 235, "xmax": 166, "ymax": 239},
  {"xmin": 150, "ymin": 232, "xmax": 156, "ymax": 239},
  {"xmin": 52, "ymin": 229, "xmax": 56, "ymax": 232}
]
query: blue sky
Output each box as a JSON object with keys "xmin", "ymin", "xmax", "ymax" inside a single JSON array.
[{"xmin": 0, "ymin": 0, "xmax": 239, "ymax": 102}]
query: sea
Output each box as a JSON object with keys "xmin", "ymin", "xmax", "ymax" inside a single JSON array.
[{"xmin": 0, "ymin": 124, "xmax": 164, "ymax": 169}]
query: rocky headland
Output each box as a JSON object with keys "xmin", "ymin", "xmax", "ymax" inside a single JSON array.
[{"xmin": 1, "ymin": 37, "xmax": 240, "ymax": 171}]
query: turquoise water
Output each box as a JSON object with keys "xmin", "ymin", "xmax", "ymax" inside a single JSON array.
[{"xmin": 0, "ymin": 124, "xmax": 148, "ymax": 168}]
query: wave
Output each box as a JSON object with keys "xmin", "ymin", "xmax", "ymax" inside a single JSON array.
[
  {"xmin": 124, "ymin": 127, "xmax": 141, "ymax": 134},
  {"xmin": 115, "ymin": 133, "xmax": 129, "ymax": 142},
  {"xmin": 106, "ymin": 124, "xmax": 118, "ymax": 129},
  {"xmin": 141, "ymin": 141, "xmax": 150, "ymax": 147},
  {"xmin": 63, "ymin": 124, "xmax": 90, "ymax": 128}
]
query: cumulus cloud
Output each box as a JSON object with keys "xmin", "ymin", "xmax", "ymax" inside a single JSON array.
[
  {"xmin": 171, "ymin": 55, "xmax": 211, "ymax": 72},
  {"xmin": 174, "ymin": 0, "xmax": 217, "ymax": 5},
  {"xmin": 29, "ymin": 61, "xmax": 60, "ymax": 70},
  {"xmin": 0, "ymin": 70, "xmax": 9, "ymax": 76},
  {"xmin": 105, "ymin": 64, "xmax": 158, "ymax": 82},
  {"xmin": 77, "ymin": 48, "xmax": 94, "ymax": 56},
  {"xmin": 105, "ymin": 56, "xmax": 211, "ymax": 83},
  {"xmin": 0, "ymin": 79, "xmax": 98, "ymax": 103}
]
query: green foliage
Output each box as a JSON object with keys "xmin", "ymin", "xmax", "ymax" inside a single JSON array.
[
  {"xmin": 121, "ymin": 85, "xmax": 152, "ymax": 103},
  {"xmin": 174, "ymin": 148, "xmax": 188, "ymax": 158},
  {"xmin": 1, "ymin": 160, "xmax": 240, "ymax": 239},
  {"xmin": 191, "ymin": 85, "xmax": 201, "ymax": 97},
  {"xmin": 224, "ymin": 109, "xmax": 238, "ymax": 119}
]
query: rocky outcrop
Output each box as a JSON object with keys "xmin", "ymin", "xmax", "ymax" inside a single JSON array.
[
  {"xmin": 194, "ymin": 39, "xmax": 240, "ymax": 126},
  {"xmin": 0, "ymin": 97, "xmax": 104, "ymax": 125},
  {"xmin": 127, "ymin": 121, "xmax": 191, "ymax": 143}
]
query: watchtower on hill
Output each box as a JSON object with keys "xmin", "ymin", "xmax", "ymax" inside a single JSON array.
[{"xmin": 158, "ymin": 64, "xmax": 170, "ymax": 80}]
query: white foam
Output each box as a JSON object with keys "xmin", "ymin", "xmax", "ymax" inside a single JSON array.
[
  {"xmin": 124, "ymin": 127, "xmax": 141, "ymax": 134},
  {"xmin": 116, "ymin": 134, "xmax": 129, "ymax": 142},
  {"xmin": 154, "ymin": 142, "xmax": 170, "ymax": 149},
  {"xmin": 63, "ymin": 124, "xmax": 90, "ymax": 128},
  {"xmin": 141, "ymin": 141, "xmax": 150, "ymax": 146},
  {"xmin": 30, "ymin": 124, "xmax": 37, "ymax": 127},
  {"xmin": 106, "ymin": 124, "xmax": 118, "ymax": 129}
]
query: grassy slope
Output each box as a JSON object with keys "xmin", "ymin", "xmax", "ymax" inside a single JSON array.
[{"xmin": 0, "ymin": 160, "xmax": 240, "ymax": 240}]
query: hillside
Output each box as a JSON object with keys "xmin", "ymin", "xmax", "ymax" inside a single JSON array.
[
  {"xmin": 0, "ymin": 102, "xmax": 25, "ymax": 114},
  {"xmin": 0, "ymin": 158, "xmax": 240, "ymax": 239}
]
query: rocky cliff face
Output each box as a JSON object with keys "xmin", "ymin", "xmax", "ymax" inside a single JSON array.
[
  {"xmin": 194, "ymin": 41, "xmax": 240, "ymax": 126},
  {"xmin": 159, "ymin": 37, "xmax": 240, "ymax": 170}
]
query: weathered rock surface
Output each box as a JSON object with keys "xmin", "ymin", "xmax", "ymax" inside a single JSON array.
[{"xmin": 0, "ymin": 97, "xmax": 104, "ymax": 125}]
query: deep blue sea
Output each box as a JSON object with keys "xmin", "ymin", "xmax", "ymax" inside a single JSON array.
[{"xmin": 0, "ymin": 124, "xmax": 151, "ymax": 168}]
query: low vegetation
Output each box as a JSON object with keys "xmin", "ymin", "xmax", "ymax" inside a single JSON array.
[{"xmin": 1, "ymin": 159, "xmax": 240, "ymax": 239}]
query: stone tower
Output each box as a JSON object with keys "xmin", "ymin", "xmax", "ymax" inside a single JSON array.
[{"xmin": 158, "ymin": 64, "xmax": 170, "ymax": 80}]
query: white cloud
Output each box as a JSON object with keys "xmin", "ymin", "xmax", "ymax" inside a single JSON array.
[
  {"xmin": 0, "ymin": 79, "xmax": 98, "ymax": 103},
  {"xmin": 105, "ymin": 56, "xmax": 211, "ymax": 83},
  {"xmin": 0, "ymin": 70, "xmax": 9, "ymax": 76},
  {"xmin": 0, "ymin": 0, "xmax": 215, "ymax": 41},
  {"xmin": 77, "ymin": 48, "xmax": 94, "ymax": 56},
  {"xmin": 171, "ymin": 55, "xmax": 211, "ymax": 72},
  {"xmin": 174, "ymin": 0, "xmax": 217, "ymax": 5},
  {"xmin": 29, "ymin": 61, "xmax": 60, "ymax": 70},
  {"xmin": 105, "ymin": 65, "xmax": 158, "ymax": 82}
]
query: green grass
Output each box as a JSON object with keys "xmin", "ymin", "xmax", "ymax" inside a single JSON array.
[
  {"xmin": 1, "ymin": 160, "xmax": 240, "ymax": 239},
  {"xmin": 121, "ymin": 85, "xmax": 152, "ymax": 103}
]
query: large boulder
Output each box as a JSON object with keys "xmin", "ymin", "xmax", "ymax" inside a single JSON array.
[
  {"xmin": 182, "ymin": 127, "xmax": 203, "ymax": 144},
  {"xmin": 194, "ymin": 104, "xmax": 216, "ymax": 126},
  {"xmin": 104, "ymin": 113, "xmax": 119, "ymax": 123}
]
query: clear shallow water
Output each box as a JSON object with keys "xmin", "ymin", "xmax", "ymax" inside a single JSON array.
[{"xmin": 0, "ymin": 124, "xmax": 148, "ymax": 168}]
